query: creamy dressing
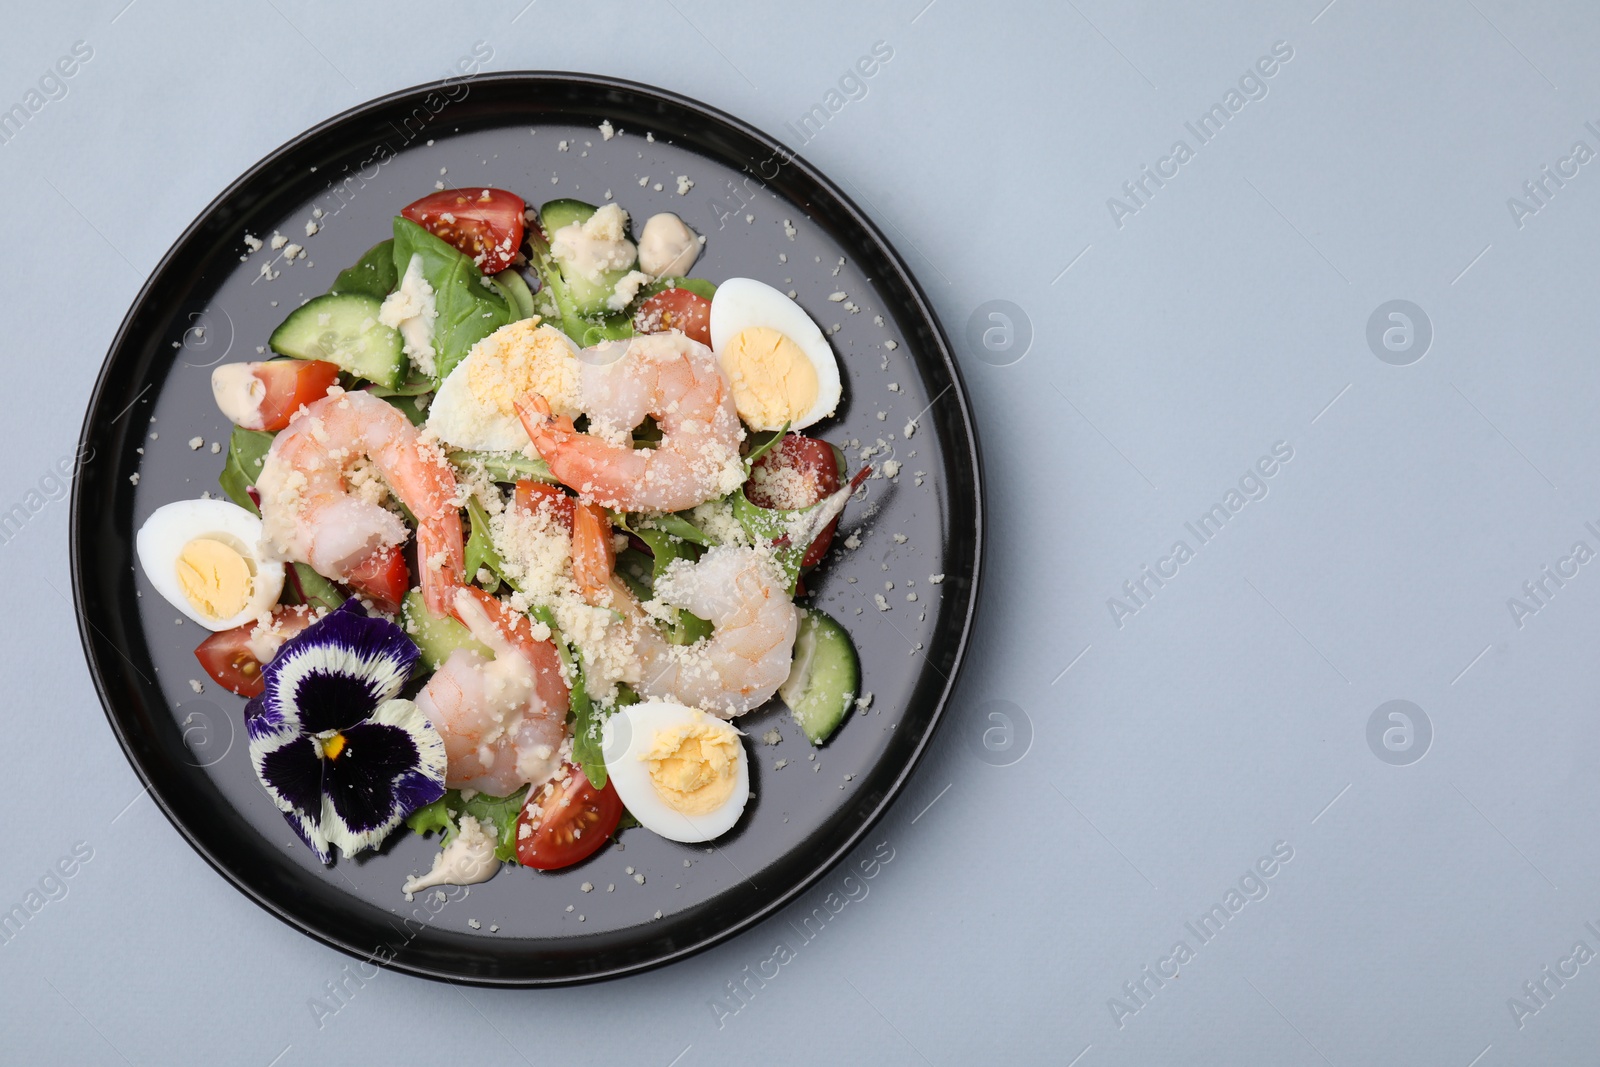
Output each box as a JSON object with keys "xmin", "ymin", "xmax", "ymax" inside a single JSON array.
[
  {"xmin": 607, "ymin": 269, "xmax": 651, "ymax": 312},
  {"xmin": 211, "ymin": 363, "xmax": 267, "ymax": 430},
  {"xmin": 637, "ymin": 212, "xmax": 700, "ymax": 278},
  {"xmin": 401, "ymin": 814, "xmax": 501, "ymax": 894},
  {"xmin": 378, "ymin": 253, "xmax": 439, "ymax": 376},
  {"xmin": 548, "ymin": 203, "xmax": 636, "ymax": 282}
]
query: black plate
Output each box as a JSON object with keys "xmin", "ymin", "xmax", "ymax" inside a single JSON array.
[{"xmin": 71, "ymin": 72, "xmax": 982, "ymax": 985}]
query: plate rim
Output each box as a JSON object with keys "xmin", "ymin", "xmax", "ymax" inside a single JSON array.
[{"xmin": 70, "ymin": 69, "xmax": 985, "ymax": 986}]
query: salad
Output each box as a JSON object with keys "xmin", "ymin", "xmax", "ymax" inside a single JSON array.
[{"xmin": 133, "ymin": 181, "xmax": 870, "ymax": 893}]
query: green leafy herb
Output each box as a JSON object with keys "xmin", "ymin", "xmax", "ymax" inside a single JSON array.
[
  {"xmin": 645, "ymin": 512, "xmax": 713, "ymax": 547},
  {"xmin": 218, "ymin": 427, "xmax": 276, "ymax": 514},
  {"xmin": 630, "ymin": 525, "xmax": 712, "ymax": 644},
  {"xmin": 448, "ymin": 450, "xmax": 555, "ymax": 485},
  {"xmin": 405, "ymin": 796, "xmax": 454, "ymax": 839},
  {"xmin": 490, "ymin": 269, "xmax": 538, "ymax": 321},
  {"xmin": 731, "ymin": 488, "xmax": 818, "ymax": 593},
  {"xmin": 404, "ymin": 787, "xmax": 530, "ymax": 863},
  {"xmin": 464, "ymin": 495, "xmax": 504, "ymax": 592},
  {"xmin": 392, "ymin": 217, "xmax": 513, "ymax": 384},
  {"xmin": 331, "ymin": 239, "xmax": 398, "ymax": 300},
  {"xmin": 742, "ymin": 424, "xmax": 791, "ymax": 476}
]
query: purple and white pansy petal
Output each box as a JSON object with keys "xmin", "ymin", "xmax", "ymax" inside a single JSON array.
[
  {"xmin": 318, "ymin": 698, "xmax": 448, "ymax": 858},
  {"xmin": 257, "ymin": 600, "xmax": 420, "ymax": 737},
  {"xmin": 240, "ymin": 601, "xmax": 443, "ymax": 864},
  {"xmin": 251, "ymin": 733, "xmax": 333, "ymax": 863}
]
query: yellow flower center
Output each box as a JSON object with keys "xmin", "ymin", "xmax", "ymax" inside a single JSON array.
[{"xmin": 322, "ymin": 732, "xmax": 347, "ymax": 761}]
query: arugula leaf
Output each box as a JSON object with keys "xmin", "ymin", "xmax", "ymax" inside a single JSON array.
[
  {"xmin": 218, "ymin": 427, "xmax": 275, "ymax": 514},
  {"xmin": 404, "ymin": 787, "xmax": 529, "ymax": 863},
  {"xmin": 630, "ymin": 526, "xmax": 712, "ymax": 644},
  {"xmin": 731, "ymin": 488, "xmax": 813, "ymax": 593},
  {"xmin": 643, "ymin": 512, "xmax": 712, "ymax": 547},
  {"xmin": 464, "ymin": 495, "xmax": 504, "ymax": 592},
  {"xmin": 448, "ymin": 450, "xmax": 555, "ymax": 485},
  {"xmin": 459, "ymin": 788, "xmax": 530, "ymax": 863},
  {"xmin": 331, "ymin": 239, "xmax": 398, "ymax": 300},
  {"xmin": 743, "ymin": 424, "xmax": 790, "ymax": 472},
  {"xmin": 392, "ymin": 217, "xmax": 513, "ymax": 384}
]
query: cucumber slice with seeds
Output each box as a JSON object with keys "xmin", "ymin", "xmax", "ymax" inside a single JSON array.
[
  {"xmin": 779, "ymin": 608, "xmax": 859, "ymax": 744},
  {"xmin": 539, "ymin": 198, "xmax": 641, "ymax": 318},
  {"xmin": 268, "ymin": 292, "xmax": 405, "ymax": 389}
]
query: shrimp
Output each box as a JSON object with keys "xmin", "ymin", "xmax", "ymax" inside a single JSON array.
[
  {"xmin": 516, "ymin": 332, "xmax": 745, "ymax": 512},
  {"xmin": 414, "ymin": 587, "xmax": 571, "ymax": 795},
  {"xmin": 255, "ymin": 390, "xmax": 465, "ymax": 616},
  {"xmin": 572, "ymin": 503, "xmax": 797, "ymax": 717}
]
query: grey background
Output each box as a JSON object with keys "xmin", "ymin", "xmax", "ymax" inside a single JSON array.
[{"xmin": 2, "ymin": 0, "xmax": 1595, "ymax": 1064}]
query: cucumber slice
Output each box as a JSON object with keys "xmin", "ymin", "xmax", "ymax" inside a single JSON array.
[
  {"xmin": 268, "ymin": 292, "xmax": 405, "ymax": 389},
  {"xmin": 401, "ymin": 589, "xmax": 492, "ymax": 671},
  {"xmin": 539, "ymin": 198, "xmax": 640, "ymax": 318},
  {"xmin": 779, "ymin": 608, "xmax": 859, "ymax": 744}
]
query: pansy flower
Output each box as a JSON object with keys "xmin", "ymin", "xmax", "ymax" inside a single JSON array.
[{"xmin": 244, "ymin": 600, "xmax": 445, "ymax": 863}]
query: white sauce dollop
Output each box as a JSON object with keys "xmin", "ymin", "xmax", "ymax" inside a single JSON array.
[
  {"xmin": 637, "ymin": 212, "xmax": 700, "ymax": 278},
  {"xmin": 211, "ymin": 363, "xmax": 267, "ymax": 430},
  {"xmin": 402, "ymin": 813, "xmax": 501, "ymax": 895}
]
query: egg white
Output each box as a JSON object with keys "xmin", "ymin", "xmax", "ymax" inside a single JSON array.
[
  {"xmin": 709, "ymin": 278, "xmax": 842, "ymax": 430},
  {"xmin": 427, "ymin": 324, "xmax": 583, "ymax": 452},
  {"xmin": 135, "ymin": 499, "xmax": 284, "ymax": 631},
  {"xmin": 602, "ymin": 700, "xmax": 750, "ymax": 843}
]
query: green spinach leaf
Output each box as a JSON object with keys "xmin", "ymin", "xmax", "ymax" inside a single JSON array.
[
  {"xmin": 218, "ymin": 427, "xmax": 275, "ymax": 514},
  {"xmin": 331, "ymin": 239, "xmax": 398, "ymax": 299},
  {"xmin": 392, "ymin": 217, "xmax": 513, "ymax": 384}
]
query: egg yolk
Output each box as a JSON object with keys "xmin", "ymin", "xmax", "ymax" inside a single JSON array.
[
  {"xmin": 466, "ymin": 319, "xmax": 583, "ymax": 419},
  {"xmin": 174, "ymin": 537, "xmax": 253, "ymax": 622},
  {"xmin": 719, "ymin": 327, "xmax": 819, "ymax": 430},
  {"xmin": 643, "ymin": 722, "xmax": 741, "ymax": 817}
]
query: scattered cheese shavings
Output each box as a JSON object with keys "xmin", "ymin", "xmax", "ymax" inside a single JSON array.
[
  {"xmin": 874, "ymin": 594, "xmax": 890, "ymax": 611},
  {"xmin": 676, "ymin": 175, "xmax": 693, "ymax": 195},
  {"xmin": 599, "ymin": 120, "xmax": 614, "ymax": 140}
]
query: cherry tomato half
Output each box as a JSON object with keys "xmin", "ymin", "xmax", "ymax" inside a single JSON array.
[
  {"xmin": 634, "ymin": 288, "xmax": 712, "ymax": 347},
  {"xmin": 344, "ymin": 544, "xmax": 408, "ymax": 614},
  {"xmin": 746, "ymin": 434, "xmax": 843, "ymax": 568},
  {"xmin": 253, "ymin": 360, "xmax": 341, "ymax": 431},
  {"xmin": 193, "ymin": 604, "xmax": 313, "ymax": 697},
  {"xmin": 401, "ymin": 188, "xmax": 526, "ymax": 273},
  {"xmin": 516, "ymin": 764, "xmax": 624, "ymax": 870}
]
